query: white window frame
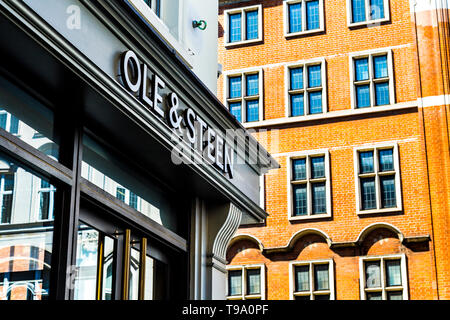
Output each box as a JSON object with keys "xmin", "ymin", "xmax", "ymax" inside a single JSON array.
[
  {"xmin": 0, "ymin": 110, "xmax": 21, "ymax": 137},
  {"xmin": 226, "ymin": 264, "xmax": 266, "ymax": 300},
  {"xmin": 224, "ymin": 68, "xmax": 264, "ymax": 123},
  {"xmin": 349, "ymin": 48, "xmax": 395, "ymax": 110},
  {"xmin": 35, "ymin": 177, "xmax": 56, "ymax": 222},
  {"xmin": 289, "ymin": 259, "xmax": 335, "ymax": 300},
  {"xmin": 287, "ymin": 149, "xmax": 331, "ymax": 221},
  {"xmin": 359, "ymin": 254, "xmax": 408, "ymax": 300},
  {"xmin": 285, "ymin": 58, "xmax": 327, "ymax": 118},
  {"xmin": 224, "ymin": 4, "xmax": 263, "ymax": 47},
  {"xmin": 0, "ymin": 171, "xmax": 14, "ymax": 225},
  {"xmin": 354, "ymin": 142, "xmax": 402, "ymax": 215},
  {"xmin": 283, "ymin": 0, "xmax": 325, "ymax": 38},
  {"xmin": 346, "ymin": 0, "xmax": 390, "ymax": 27}
]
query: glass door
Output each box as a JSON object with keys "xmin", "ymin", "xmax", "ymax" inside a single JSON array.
[{"xmin": 73, "ymin": 199, "xmax": 174, "ymax": 300}]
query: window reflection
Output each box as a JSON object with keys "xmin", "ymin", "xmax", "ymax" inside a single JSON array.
[
  {"xmin": 0, "ymin": 153, "xmax": 55, "ymax": 300},
  {"xmin": 81, "ymin": 134, "xmax": 182, "ymax": 235},
  {"xmin": 0, "ymin": 76, "xmax": 60, "ymax": 161}
]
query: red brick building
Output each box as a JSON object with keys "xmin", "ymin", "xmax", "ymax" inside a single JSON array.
[{"xmin": 218, "ymin": 0, "xmax": 450, "ymax": 300}]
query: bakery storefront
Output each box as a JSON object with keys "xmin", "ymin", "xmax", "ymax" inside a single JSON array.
[{"xmin": 0, "ymin": 0, "xmax": 276, "ymax": 300}]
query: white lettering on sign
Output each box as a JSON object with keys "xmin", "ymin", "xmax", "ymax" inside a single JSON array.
[{"xmin": 119, "ymin": 50, "xmax": 234, "ymax": 179}]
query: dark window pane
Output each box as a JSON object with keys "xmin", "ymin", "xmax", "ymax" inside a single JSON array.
[
  {"xmin": 308, "ymin": 65, "xmax": 322, "ymax": 88},
  {"xmin": 314, "ymin": 294, "xmax": 330, "ymax": 300},
  {"xmin": 312, "ymin": 182, "xmax": 326, "ymax": 215},
  {"xmin": 385, "ymin": 260, "xmax": 402, "ymax": 287},
  {"xmin": 355, "ymin": 58, "xmax": 369, "ymax": 81},
  {"xmin": 361, "ymin": 177, "xmax": 377, "ymax": 210},
  {"xmin": 314, "ymin": 264, "xmax": 329, "ymax": 291},
  {"xmin": 311, "ymin": 156, "xmax": 325, "ymax": 178},
  {"xmin": 375, "ymin": 82, "xmax": 390, "ymax": 106},
  {"xmin": 289, "ymin": 3, "xmax": 302, "ymax": 33},
  {"xmin": 365, "ymin": 261, "xmax": 381, "ymax": 288},
  {"xmin": 380, "ymin": 176, "xmax": 396, "ymax": 208},
  {"xmin": 129, "ymin": 192, "xmax": 139, "ymax": 210},
  {"xmin": 306, "ymin": 0, "xmax": 320, "ymax": 30},
  {"xmin": 246, "ymin": 269, "xmax": 261, "ymax": 295},
  {"xmin": 359, "ymin": 151, "xmax": 374, "ymax": 173},
  {"xmin": 295, "ymin": 265, "xmax": 310, "ymax": 292},
  {"xmin": 0, "ymin": 76, "xmax": 60, "ymax": 160},
  {"xmin": 293, "ymin": 184, "xmax": 307, "ymax": 216},
  {"xmin": 246, "ymin": 74, "xmax": 259, "ymax": 96},
  {"xmin": 370, "ymin": 0, "xmax": 385, "ymax": 20},
  {"xmin": 229, "ymin": 13, "xmax": 242, "ymax": 42},
  {"xmin": 229, "ymin": 102, "xmax": 242, "ymax": 122},
  {"xmin": 290, "ymin": 67, "xmax": 304, "ymax": 90},
  {"xmin": 292, "ymin": 158, "xmax": 307, "ymax": 181},
  {"xmin": 366, "ymin": 292, "xmax": 382, "ymax": 300},
  {"xmin": 0, "ymin": 153, "xmax": 55, "ymax": 301},
  {"xmin": 246, "ymin": 100, "xmax": 259, "ymax": 122},
  {"xmin": 379, "ymin": 149, "xmax": 394, "ymax": 171},
  {"xmin": 387, "ymin": 291, "xmax": 403, "ymax": 300},
  {"xmin": 291, "ymin": 94, "xmax": 304, "ymax": 117},
  {"xmin": 228, "ymin": 270, "xmax": 242, "ymax": 296},
  {"xmin": 246, "ymin": 10, "xmax": 259, "ymax": 40},
  {"xmin": 308, "ymin": 91, "xmax": 323, "ymax": 114},
  {"xmin": 116, "ymin": 187, "xmax": 126, "ymax": 202},
  {"xmin": 229, "ymin": 76, "xmax": 242, "ymax": 98},
  {"xmin": 373, "ymin": 55, "xmax": 388, "ymax": 79},
  {"xmin": 352, "ymin": 0, "xmax": 366, "ymax": 23},
  {"xmin": 356, "ymin": 84, "xmax": 371, "ymax": 108}
]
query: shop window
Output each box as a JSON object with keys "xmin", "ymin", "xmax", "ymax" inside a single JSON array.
[
  {"xmin": 290, "ymin": 260, "xmax": 335, "ymax": 300},
  {"xmin": 0, "ymin": 152, "xmax": 55, "ymax": 300},
  {"xmin": 0, "ymin": 76, "xmax": 60, "ymax": 161},
  {"xmin": 359, "ymin": 255, "xmax": 408, "ymax": 300},
  {"xmin": 226, "ymin": 264, "xmax": 265, "ymax": 300}
]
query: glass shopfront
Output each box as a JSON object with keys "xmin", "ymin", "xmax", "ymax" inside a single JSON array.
[{"xmin": 0, "ymin": 68, "xmax": 188, "ymax": 300}]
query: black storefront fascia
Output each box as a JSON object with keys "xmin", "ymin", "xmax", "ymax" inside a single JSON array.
[{"xmin": 0, "ymin": 0, "xmax": 277, "ymax": 300}]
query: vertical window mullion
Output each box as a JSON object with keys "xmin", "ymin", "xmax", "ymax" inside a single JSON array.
[
  {"xmin": 374, "ymin": 148, "xmax": 381, "ymax": 210},
  {"xmin": 302, "ymin": 1, "xmax": 306, "ymax": 32},
  {"xmin": 304, "ymin": 64, "xmax": 309, "ymax": 115},
  {"xmin": 381, "ymin": 258, "xmax": 387, "ymax": 300},
  {"xmin": 241, "ymin": 10, "xmax": 246, "ymax": 41},
  {"xmin": 368, "ymin": 55, "xmax": 374, "ymax": 107},
  {"xmin": 365, "ymin": 0, "xmax": 371, "ymax": 21},
  {"xmin": 309, "ymin": 262, "xmax": 314, "ymax": 299},
  {"xmin": 242, "ymin": 267, "xmax": 247, "ymax": 300},
  {"xmin": 306, "ymin": 156, "xmax": 312, "ymax": 216}
]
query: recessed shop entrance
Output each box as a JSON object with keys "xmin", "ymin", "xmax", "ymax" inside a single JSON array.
[{"xmin": 73, "ymin": 198, "xmax": 183, "ymax": 300}]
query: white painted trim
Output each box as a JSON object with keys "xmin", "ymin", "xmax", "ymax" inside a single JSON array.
[
  {"xmin": 284, "ymin": 57, "xmax": 328, "ymax": 118},
  {"xmin": 346, "ymin": 0, "xmax": 391, "ymax": 28},
  {"xmin": 226, "ymin": 263, "xmax": 266, "ymax": 300},
  {"xmin": 354, "ymin": 142, "xmax": 403, "ymax": 215},
  {"xmin": 287, "ymin": 149, "xmax": 331, "ymax": 221},
  {"xmin": 283, "ymin": 0, "xmax": 325, "ymax": 38},
  {"xmin": 418, "ymin": 94, "xmax": 450, "ymax": 108},
  {"xmin": 289, "ymin": 259, "xmax": 335, "ymax": 300},
  {"xmin": 242, "ymin": 101, "xmax": 416, "ymax": 129},
  {"xmin": 224, "ymin": 4, "xmax": 263, "ymax": 47},
  {"xmin": 359, "ymin": 254, "xmax": 409, "ymax": 300},
  {"xmin": 259, "ymin": 174, "xmax": 265, "ymax": 209}
]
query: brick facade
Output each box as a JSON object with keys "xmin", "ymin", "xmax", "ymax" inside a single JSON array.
[{"xmin": 218, "ymin": 0, "xmax": 450, "ymax": 300}]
